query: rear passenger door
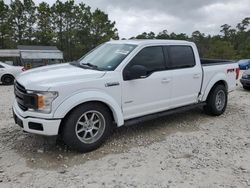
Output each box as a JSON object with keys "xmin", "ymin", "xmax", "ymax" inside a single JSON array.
[{"xmin": 165, "ymin": 45, "xmax": 202, "ymax": 108}]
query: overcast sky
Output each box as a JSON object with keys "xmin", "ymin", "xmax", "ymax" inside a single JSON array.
[{"xmin": 5, "ymin": 0, "xmax": 250, "ymax": 38}]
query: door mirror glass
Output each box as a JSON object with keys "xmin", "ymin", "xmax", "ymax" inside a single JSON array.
[{"xmin": 124, "ymin": 65, "xmax": 147, "ymax": 80}]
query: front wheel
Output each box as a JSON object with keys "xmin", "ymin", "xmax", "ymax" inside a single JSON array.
[
  {"xmin": 203, "ymin": 84, "xmax": 228, "ymax": 116},
  {"xmin": 62, "ymin": 102, "xmax": 113, "ymax": 153},
  {"xmin": 1, "ymin": 75, "xmax": 14, "ymax": 85}
]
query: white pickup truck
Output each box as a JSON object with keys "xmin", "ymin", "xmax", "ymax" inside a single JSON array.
[{"xmin": 13, "ymin": 40, "xmax": 239, "ymax": 152}]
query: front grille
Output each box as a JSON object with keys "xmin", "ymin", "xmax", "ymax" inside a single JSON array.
[
  {"xmin": 14, "ymin": 81, "xmax": 28, "ymax": 111},
  {"xmin": 15, "ymin": 81, "xmax": 26, "ymax": 93}
]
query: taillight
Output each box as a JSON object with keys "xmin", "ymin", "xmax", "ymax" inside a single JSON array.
[
  {"xmin": 21, "ymin": 67, "xmax": 26, "ymax": 72},
  {"xmin": 235, "ymin": 67, "xmax": 240, "ymax": 80}
]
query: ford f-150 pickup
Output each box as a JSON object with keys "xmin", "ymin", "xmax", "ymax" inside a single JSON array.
[{"xmin": 13, "ymin": 40, "xmax": 239, "ymax": 152}]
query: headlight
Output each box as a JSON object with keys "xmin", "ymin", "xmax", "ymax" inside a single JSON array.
[{"xmin": 27, "ymin": 91, "xmax": 58, "ymax": 113}]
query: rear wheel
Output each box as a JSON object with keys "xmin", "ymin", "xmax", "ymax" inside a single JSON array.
[
  {"xmin": 1, "ymin": 75, "xmax": 14, "ymax": 85},
  {"xmin": 62, "ymin": 102, "xmax": 113, "ymax": 153},
  {"xmin": 203, "ymin": 84, "xmax": 228, "ymax": 116},
  {"xmin": 243, "ymin": 86, "xmax": 250, "ymax": 90}
]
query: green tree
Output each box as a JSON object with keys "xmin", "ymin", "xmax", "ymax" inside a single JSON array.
[
  {"xmin": 23, "ymin": 0, "xmax": 36, "ymax": 44},
  {"xmin": 36, "ymin": 2, "xmax": 54, "ymax": 45},
  {"xmin": 0, "ymin": 0, "xmax": 13, "ymax": 48},
  {"xmin": 5, "ymin": 1, "xmax": 250, "ymax": 61},
  {"xmin": 74, "ymin": 3, "xmax": 92, "ymax": 57},
  {"xmin": 136, "ymin": 32, "xmax": 156, "ymax": 39},
  {"xmin": 90, "ymin": 9, "xmax": 118, "ymax": 46},
  {"xmin": 206, "ymin": 40, "xmax": 236, "ymax": 59},
  {"xmin": 51, "ymin": 0, "xmax": 65, "ymax": 50},
  {"xmin": 220, "ymin": 24, "xmax": 231, "ymax": 39},
  {"xmin": 236, "ymin": 17, "xmax": 250, "ymax": 32},
  {"xmin": 9, "ymin": 0, "xmax": 36, "ymax": 44},
  {"xmin": 156, "ymin": 30, "xmax": 169, "ymax": 39},
  {"xmin": 190, "ymin": 31, "xmax": 208, "ymax": 57},
  {"xmin": 50, "ymin": 1, "xmax": 118, "ymax": 60},
  {"xmin": 61, "ymin": 0, "xmax": 78, "ymax": 60},
  {"xmin": 147, "ymin": 31, "xmax": 155, "ymax": 39},
  {"xmin": 135, "ymin": 32, "xmax": 148, "ymax": 39},
  {"xmin": 9, "ymin": 0, "xmax": 25, "ymax": 44},
  {"xmin": 238, "ymin": 36, "xmax": 250, "ymax": 58}
]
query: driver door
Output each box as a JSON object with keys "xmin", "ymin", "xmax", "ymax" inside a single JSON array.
[{"xmin": 121, "ymin": 46, "xmax": 173, "ymax": 120}]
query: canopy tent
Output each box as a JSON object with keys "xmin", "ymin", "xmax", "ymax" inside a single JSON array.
[
  {"xmin": 0, "ymin": 50, "xmax": 20, "ymax": 57},
  {"xmin": 20, "ymin": 50, "xmax": 63, "ymax": 60},
  {"xmin": 0, "ymin": 46, "xmax": 63, "ymax": 68},
  {"xmin": 17, "ymin": 45, "xmax": 63, "ymax": 60}
]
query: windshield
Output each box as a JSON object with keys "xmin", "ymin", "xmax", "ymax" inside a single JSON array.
[{"xmin": 78, "ymin": 43, "xmax": 137, "ymax": 71}]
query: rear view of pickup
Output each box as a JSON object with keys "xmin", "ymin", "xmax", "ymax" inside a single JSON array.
[{"xmin": 13, "ymin": 40, "xmax": 239, "ymax": 152}]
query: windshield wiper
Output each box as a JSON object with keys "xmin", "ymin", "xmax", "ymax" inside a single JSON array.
[
  {"xmin": 82, "ymin": 63, "xmax": 99, "ymax": 69},
  {"xmin": 71, "ymin": 61, "xmax": 101, "ymax": 70}
]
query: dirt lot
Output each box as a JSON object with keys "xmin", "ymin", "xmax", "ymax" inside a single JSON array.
[{"xmin": 0, "ymin": 81, "xmax": 250, "ymax": 188}]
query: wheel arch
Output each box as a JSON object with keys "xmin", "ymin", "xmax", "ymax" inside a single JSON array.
[
  {"xmin": 1, "ymin": 73, "xmax": 15, "ymax": 84},
  {"xmin": 1, "ymin": 73, "xmax": 14, "ymax": 81},
  {"xmin": 202, "ymin": 74, "xmax": 228, "ymax": 101},
  {"xmin": 53, "ymin": 91, "xmax": 124, "ymax": 133}
]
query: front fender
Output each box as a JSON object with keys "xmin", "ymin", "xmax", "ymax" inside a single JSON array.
[
  {"xmin": 202, "ymin": 73, "xmax": 227, "ymax": 101},
  {"xmin": 53, "ymin": 91, "xmax": 124, "ymax": 126}
]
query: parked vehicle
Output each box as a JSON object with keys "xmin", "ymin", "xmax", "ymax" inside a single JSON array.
[
  {"xmin": 238, "ymin": 59, "xmax": 250, "ymax": 70},
  {"xmin": 13, "ymin": 40, "xmax": 239, "ymax": 152},
  {"xmin": 0, "ymin": 62, "xmax": 25, "ymax": 85},
  {"xmin": 240, "ymin": 69, "xmax": 250, "ymax": 89}
]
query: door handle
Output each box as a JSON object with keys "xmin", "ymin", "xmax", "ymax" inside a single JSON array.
[
  {"xmin": 161, "ymin": 78, "xmax": 171, "ymax": 83},
  {"xmin": 193, "ymin": 74, "xmax": 200, "ymax": 79}
]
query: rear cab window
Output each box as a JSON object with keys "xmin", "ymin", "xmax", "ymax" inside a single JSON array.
[{"xmin": 166, "ymin": 45, "xmax": 196, "ymax": 69}]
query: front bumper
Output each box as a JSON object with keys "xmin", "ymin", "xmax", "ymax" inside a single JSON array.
[
  {"xmin": 13, "ymin": 104, "xmax": 61, "ymax": 136},
  {"xmin": 240, "ymin": 78, "xmax": 250, "ymax": 87}
]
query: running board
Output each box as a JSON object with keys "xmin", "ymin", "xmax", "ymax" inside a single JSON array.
[{"xmin": 124, "ymin": 102, "xmax": 206, "ymax": 126}]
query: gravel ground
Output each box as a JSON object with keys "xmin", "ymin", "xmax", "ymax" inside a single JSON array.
[{"xmin": 0, "ymin": 79, "xmax": 250, "ymax": 188}]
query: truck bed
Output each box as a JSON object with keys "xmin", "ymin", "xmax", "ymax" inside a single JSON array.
[
  {"xmin": 201, "ymin": 59, "xmax": 234, "ymax": 66},
  {"xmin": 200, "ymin": 60, "xmax": 238, "ymax": 102}
]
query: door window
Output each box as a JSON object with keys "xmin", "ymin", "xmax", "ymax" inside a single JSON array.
[
  {"xmin": 168, "ymin": 46, "xmax": 195, "ymax": 69},
  {"xmin": 125, "ymin": 46, "xmax": 165, "ymax": 76}
]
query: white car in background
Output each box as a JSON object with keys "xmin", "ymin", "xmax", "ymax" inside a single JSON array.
[{"xmin": 0, "ymin": 62, "xmax": 25, "ymax": 85}]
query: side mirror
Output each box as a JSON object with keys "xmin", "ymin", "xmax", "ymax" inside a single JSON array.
[{"xmin": 124, "ymin": 65, "xmax": 147, "ymax": 80}]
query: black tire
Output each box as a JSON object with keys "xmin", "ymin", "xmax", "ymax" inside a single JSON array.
[
  {"xmin": 62, "ymin": 102, "xmax": 113, "ymax": 153},
  {"xmin": 1, "ymin": 74, "xmax": 14, "ymax": 85},
  {"xmin": 203, "ymin": 84, "xmax": 228, "ymax": 116},
  {"xmin": 243, "ymin": 86, "xmax": 250, "ymax": 90}
]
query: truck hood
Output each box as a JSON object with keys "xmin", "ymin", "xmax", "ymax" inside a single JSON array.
[{"xmin": 16, "ymin": 63, "xmax": 106, "ymax": 91}]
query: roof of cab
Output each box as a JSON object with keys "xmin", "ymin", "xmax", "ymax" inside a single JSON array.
[{"xmin": 107, "ymin": 39, "xmax": 193, "ymax": 46}]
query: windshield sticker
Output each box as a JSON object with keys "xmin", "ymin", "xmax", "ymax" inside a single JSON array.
[{"xmin": 115, "ymin": 50, "xmax": 130, "ymax": 55}]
